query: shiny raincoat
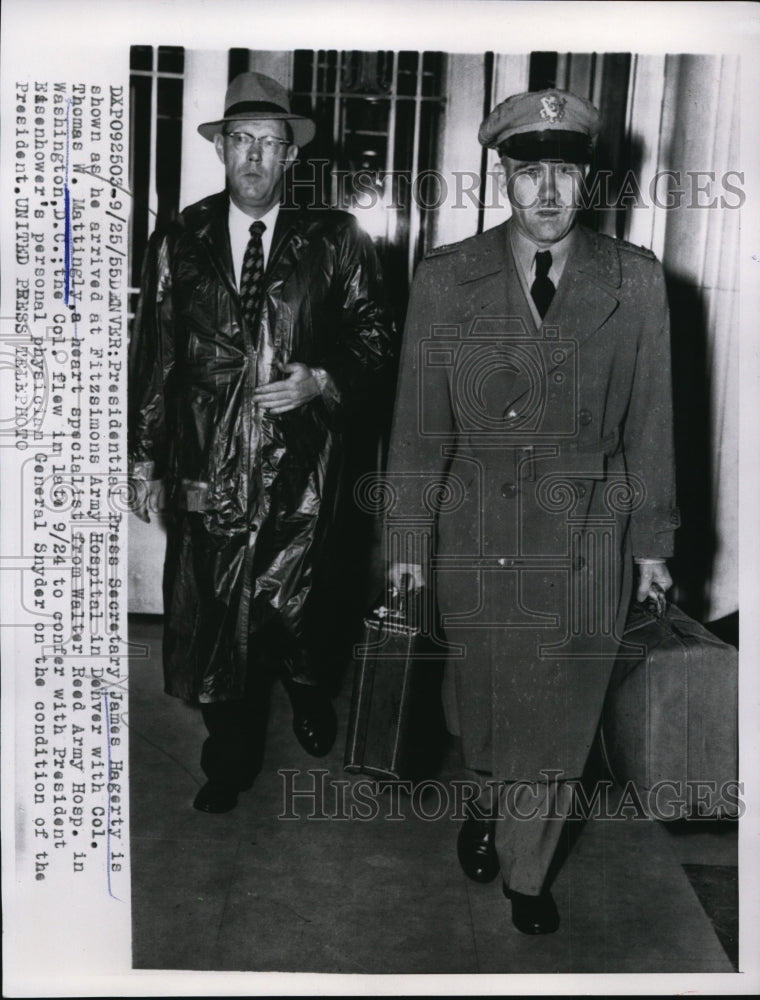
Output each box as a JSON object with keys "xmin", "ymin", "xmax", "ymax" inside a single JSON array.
[{"xmin": 128, "ymin": 193, "xmax": 394, "ymax": 703}]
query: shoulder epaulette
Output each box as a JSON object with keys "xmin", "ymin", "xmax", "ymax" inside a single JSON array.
[
  {"xmin": 609, "ymin": 233, "xmax": 657, "ymax": 260},
  {"xmin": 425, "ymin": 241, "xmax": 460, "ymax": 259},
  {"xmin": 621, "ymin": 243, "xmax": 656, "ymax": 260}
]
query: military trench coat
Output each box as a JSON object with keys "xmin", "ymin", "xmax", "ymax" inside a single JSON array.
[
  {"xmin": 386, "ymin": 221, "xmax": 679, "ymax": 781},
  {"xmin": 128, "ymin": 193, "xmax": 394, "ymax": 703}
]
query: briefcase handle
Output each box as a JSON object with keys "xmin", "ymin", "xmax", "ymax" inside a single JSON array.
[
  {"xmin": 365, "ymin": 584, "xmax": 408, "ymax": 629},
  {"xmin": 365, "ymin": 583, "xmax": 424, "ymax": 632}
]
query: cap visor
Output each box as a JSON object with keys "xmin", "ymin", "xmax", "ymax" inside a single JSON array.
[{"xmin": 499, "ymin": 129, "xmax": 592, "ymax": 163}]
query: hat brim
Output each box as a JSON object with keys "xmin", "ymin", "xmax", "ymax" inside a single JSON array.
[{"xmin": 198, "ymin": 112, "xmax": 316, "ymax": 148}]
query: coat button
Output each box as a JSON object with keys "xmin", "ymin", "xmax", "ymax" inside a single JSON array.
[
  {"xmin": 579, "ymin": 409, "xmax": 592, "ymax": 426},
  {"xmin": 573, "ymin": 555, "xmax": 586, "ymax": 571},
  {"xmin": 577, "ymin": 484, "xmax": 587, "ymax": 497},
  {"xmin": 501, "ymin": 482, "xmax": 517, "ymax": 498}
]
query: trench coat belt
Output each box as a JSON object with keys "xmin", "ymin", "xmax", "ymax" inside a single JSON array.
[{"xmin": 456, "ymin": 425, "xmax": 623, "ymax": 480}]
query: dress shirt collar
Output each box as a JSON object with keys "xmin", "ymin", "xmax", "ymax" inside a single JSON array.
[
  {"xmin": 228, "ymin": 198, "xmax": 281, "ymax": 285},
  {"xmin": 508, "ymin": 220, "xmax": 576, "ymax": 288}
]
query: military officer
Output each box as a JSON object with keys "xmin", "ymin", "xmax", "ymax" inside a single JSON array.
[{"xmin": 386, "ymin": 89, "xmax": 678, "ymax": 934}]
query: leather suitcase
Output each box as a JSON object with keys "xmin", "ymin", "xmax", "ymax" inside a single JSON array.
[
  {"xmin": 600, "ymin": 592, "xmax": 739, "ymax": 818},
  {"xmin": 344, "ymin": 591, "xmax": 445, "ymax": 781}
]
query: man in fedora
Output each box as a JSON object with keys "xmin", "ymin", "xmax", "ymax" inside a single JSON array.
[
  {"xmin": 129, "ymin": 72, "xmax": 394, "ymax": 813},
  {"xmin": 386, "ymin": 89, "xmax": 678, "ymax": 933}
]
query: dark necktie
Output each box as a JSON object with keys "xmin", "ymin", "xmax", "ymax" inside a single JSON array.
[
  {"xmin": 531, "ymin": 250, "xmax": 555, "ymax": 319},
  {"xmin": 240, "ymin": 220, "xmax": 266, "ymax": 329}
]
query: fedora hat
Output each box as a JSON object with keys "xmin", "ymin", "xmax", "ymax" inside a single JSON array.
[{"xmin": 198, "ymin": 71, "xmax": 316, "ymax": 147}]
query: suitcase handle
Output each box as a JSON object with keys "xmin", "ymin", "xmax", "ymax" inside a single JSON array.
[
  {"xmin": 631, "ymin": 583, "xmax": 699, "ymax": 644},
  {"xmin": 639, "ymin": 583, "xmax": 690, "ymax": 642},
  {"xmin": 641, "ymin": 581, "xmax": 667, "ymax": 620}
]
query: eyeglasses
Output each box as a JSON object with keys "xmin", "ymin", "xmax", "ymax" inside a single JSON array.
[{"xmin": 223, "ymin": 132, "xmax": 291, "ymax": 154}]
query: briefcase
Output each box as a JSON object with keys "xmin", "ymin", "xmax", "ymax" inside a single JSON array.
[
  {"xmin": 600, "ymin": 589, "xmax": 739, "ymax": 818},
  {"xmin": 344, "ymin": 590, "xmax": 445, "ymax": 781}
]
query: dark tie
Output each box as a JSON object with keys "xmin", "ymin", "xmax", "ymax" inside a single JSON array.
[
  {"xmin": 240, "ymin": 220, "xmax": 266, "ymax": 329},
  {"xmin": 531, "ymin": 250, "xmax": 555, "ymax": 319}
]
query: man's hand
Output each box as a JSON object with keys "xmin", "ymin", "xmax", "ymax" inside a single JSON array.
[
  {"xmin": 253, "ymin": 362, "xmax": 321, "ymax": 414},
  {"xmin": 129, "ymin": 474, "xmax": 153, "ymax": 523},
  {"xmin": 387, "ymin": 562, "xmax": 425, "ymax": 594},
  {"xmin": 635, "ymin": 560, "xmax": 673, "ymax": 602}
]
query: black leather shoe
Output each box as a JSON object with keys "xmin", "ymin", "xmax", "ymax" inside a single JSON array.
[
  {"xmin": 457, "ymin": 813, "xmax": 500, "ymax": 883},
  {"xmin": 283, "ymin": 675, "xmax": 338, "ymax": 757},
  {"xmin": 292, "ymin": 696, "xmax": 337, "ymax": 757},
  {"xmin": 193, "ymin": 781, "xmax": 239, "ymax": 814},
  {"xmin": 503, "ymin": 883, "xmax": 560, "ymax": 935}
]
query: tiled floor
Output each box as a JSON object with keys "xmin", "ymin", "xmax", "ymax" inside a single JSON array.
[{"xmin": 128, "ymin": 617, "xmax": 739, "ymax": 975}]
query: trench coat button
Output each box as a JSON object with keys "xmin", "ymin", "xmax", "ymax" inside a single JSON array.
[
  {"xmin": 572, "ymin": 555, "xmax": 585, "ymax": 571},
  {"xmin": 501, "ymin": 482, "xmax": 517, "ymax": 498},
  {"xmin": 579, "ymin": 409, "xmax": 593, "ymax": 426}
]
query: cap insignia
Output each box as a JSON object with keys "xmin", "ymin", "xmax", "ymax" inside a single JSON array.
[{"xmin": 539, "ymin": 93, "xmax": 567, "ymax": 123}]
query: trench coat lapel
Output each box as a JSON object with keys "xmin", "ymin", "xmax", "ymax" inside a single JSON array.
[
  {"xmin": 447, "ymin": 223, "xmax": 537, "ymax": 421},
  {"xmin": 492, "ymin": 224, "xmax": 622, "ymax": 417},
  {"xmin": 455, "ymin": 221, "xmax": 512, "ymax": 319},
  {"xmin": 547, "ymin": 224, "xmax": 621, "ymax": 347}
]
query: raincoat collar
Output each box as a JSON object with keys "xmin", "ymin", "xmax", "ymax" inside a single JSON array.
[{"xmin": 187, "ymin": 192, "xmax": 311, "ymax": 291}]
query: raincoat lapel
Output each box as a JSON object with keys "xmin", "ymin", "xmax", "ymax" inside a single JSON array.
[
  {"xmin": 193, "ymin": 192, "xmax": 238, "ymax": 297},
  {"xmin": 267, "ymin": 205, "xmax": 310, "ymax": 275}
]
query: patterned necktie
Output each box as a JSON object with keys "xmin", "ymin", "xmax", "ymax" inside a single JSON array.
[
  {"xmin": 531, "ymin": 250, "xmax": 555, "ymax": 319},
  {"xmin": 240, "ymin": 220, "xmax": 266, "ymax": 329}
]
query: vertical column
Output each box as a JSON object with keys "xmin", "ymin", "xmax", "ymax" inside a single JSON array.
[
  {"xmin": 178, "ymin": 49, "xmax": 227, "ymax": 209},
  {"xmin": 657, "ymin": 55, "xmax": 739, "ymax": 620},
  {"xmin": 623, "ymin": 54, "xmax": 667, "ymax": 254},
  {"xmin": 481, "ymin": 54, "xmax": 529, "ymax": 235},
  {"xmin": 432, "ymin": 53, "xmax": 486, "ymax": 247},
  {"xmin": 245, "ymin": 50, "xmax": 293, "ymax": 89}
]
